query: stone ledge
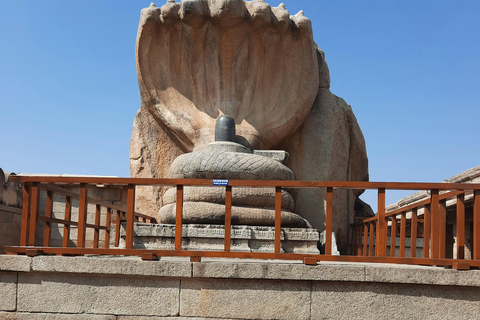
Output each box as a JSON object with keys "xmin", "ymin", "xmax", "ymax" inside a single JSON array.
[
  {"xmin": 1, "ymin": 255, "xmax": 479, "ymax": 287},
  {"xmin": 0, "ymin": 255, "xmax": 31, "ymax": 271},
  {"xmin": 31, "ymin": 256, "xmax": 191, "ymax": 278},
  {"xmin": 0, "ymin": 312, "xmax": 116, "ymax": 319}
]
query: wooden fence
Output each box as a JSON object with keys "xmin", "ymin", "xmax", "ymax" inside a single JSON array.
[{"xmin": 5, "ymin": 176, "xmax": 480, "ymax": 269}]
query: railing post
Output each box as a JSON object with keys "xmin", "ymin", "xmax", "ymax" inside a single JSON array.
[
  {"xmin": 274, "ymin": 186, "xmax": 282, "ymax": 254},
  {"xmin": 28, "ymin": 182, "xmax": 39, "ymax": 246},
  {"xmin": 430, "ymin": 189, "xmax": 440, "ymax": 258},
  {"xmin": 224, "ymin": 185, "xmax": 232, "ymax": 252},
  {"xmin": 390, "ymin": 217, "xmax": 397, "ymax": 257},
  {"xmin": 399, "ymin": 211, "xmax": 406, "ymax": 257},
  {"xmin": 325, "ymin": 187, "xmax": 333, "ymax": 255},
  {"xmin": 368, "ymin": 222, "xmax": 374, "ymax": 256},
  {"xmin": 125, "ymin": 184, "xmax": 136, "ymax": 250},
  {"xmin": 43, "ymin": 190, "xmax": 53, "ymax": 247},
  {"xmin": 62, "ymin": 196, "xmax": 72, "ymax": 247},
  {"xmin": 423, "ymin": 204, "xmax": 431, "ymax": 258},
  {"xmin": 77, "ymin": 183, "xmax": 88, "ymax": 248},
  {"xmin": 376, "ymin": 188, "xmax": 387, "ymax": 256},
  {"xmin": 362, "ymin": 223, "xmax": 368, "ymax": 256},
  {"xmin": 438, "ymin": 199, "xmax": 447, "ymax": 259},
  {"xmin": 473, "ymin": 190, "xmax": 480, "ymax": 260},
  {"xmin": 410, "ymin": 208, "xmax": 418, "ymax": 258},
  {"xmin": 105, "ymin": 207, "xmax": 112, "ymax": 249},
  {"xmin": 20, "ymin": 183, "xmax": 31, "ymax": 246},
  {"xmin": 114, "ymin": 210, "xmax": 121, "ymax": 247},
  {"xmin": 175, "ymin": 185, "xmax": 184, "ymax": 250},
  {"xmin": 93, "ymin": 204, "xmax": 101, "ymax": 249},
  {"xmin": 456, "ymin": 193, "xmax": 465, "ymax": 259}
]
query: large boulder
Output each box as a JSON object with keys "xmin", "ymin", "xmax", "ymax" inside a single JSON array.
[{"xmin": 130, "ymin": 0, "xmax": 369, "ymax": 252}]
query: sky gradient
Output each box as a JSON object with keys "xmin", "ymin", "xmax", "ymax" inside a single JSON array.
[{"xmin": 1, "ymin": 0, "xmax": 479, "ymax": 206}]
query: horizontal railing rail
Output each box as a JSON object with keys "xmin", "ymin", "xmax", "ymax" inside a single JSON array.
[{"xmin": 5, "ymin": 176, "xmax": 480, "ymax": 269}]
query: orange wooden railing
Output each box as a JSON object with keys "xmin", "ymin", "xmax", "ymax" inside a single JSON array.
[{"xmin": 4, "ymin": 176, "xmax": 480, "ymax": 269}]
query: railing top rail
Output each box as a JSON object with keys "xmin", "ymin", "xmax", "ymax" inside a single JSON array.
[{"xmin": 9, "ymin": 175, "xmax": 480, "ymax": 190}]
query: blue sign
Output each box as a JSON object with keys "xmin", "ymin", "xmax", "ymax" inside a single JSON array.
[{"xmin": 212, "ymin": 179, "xmax": 229, "ymax": 186}]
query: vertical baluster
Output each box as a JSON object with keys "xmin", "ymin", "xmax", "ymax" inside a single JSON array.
[
  {"xmin": 115, "ymin": 210, "xmax": 121, "ymax": 247},
  {"xmin": 43, "ymin": 190, "xmax": 53, "ymax": 247},
  {"xmin": 430, "ymin": 190, "xmax": 440, "ymax": 258},
  {"xmin": 224, "ymin": 185, "xmax": 232, "ymax": 252},
  {"xmin": 20, "ymin": 184, "xmax": 31, "ymax": 246},
  {"xmin": 473, "ymin": 190, "xmax": 480, "ymax": 260},
  {"xmin": 77, "ymin": 184, "xmax": 88, "ymax": 248},
  {"xmin": 376, "ymin": 188, "xmax": 387, "ymax": 256},
  {"xmin": 423, "ymin": 204, "xmax": 431, "ymax": 258},
  {"xmin": 274, "ymin": 186, "xmax": 282, "ymax": 254},
  {"xmin": 399, "ymin": 211, "xmax": 406, "ymax": 257},
  {"xmin": 349, "ymin": 226, "xmax": 355, "ymax": 255},
  {"xmin": 325, "ymin": 187, "xmax": 333, "ymax": 255},
  {"xmin": 390, "ymin": 217, "xmax": 397, "ymax": 257},
  {"xmin": 28, "ymin": 183, "xmax": 39, "ymax": 246},
  {"xmin": 356, "ymin": 225, "xmax": 362, "ymax": 256},
  {"xmin": 105, "ymin": 207, "xmax": 112, "ymax": 249},
  {"xmin": 410, "ymin": 208, "xmax": 418, "ymax": 258},
  {"xmin": 368, "ymin": 222, "xmax": 374, "ymax": 256},
  {"xmin": 126, "ymin": 184, "xmax": 135, "ymax": 250},
  {"xmin": 456, "ymin": 193, "xmax": 465, "ymax": 259},
  {"xmin": 363, "ymin": 223, "xmax": 368, "ymax": 256},
  {"xmin": 175, "ymin": 185, "xmax": 184, "ymax": 250},
  {"xmin": 439, "ymin": 199, "xmax": 447, "ymax": 259},
  {"xmin": 62, "ymin": 196, "xmax": 72, "ymax": 247},
  {"xmin": 93, "ymin": 204, "xmax": 101, "ymax": 249}
]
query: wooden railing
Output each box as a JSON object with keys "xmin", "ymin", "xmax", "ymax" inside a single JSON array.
[{"xmin": 5, "ymin": 176, "xmax": 480, "ymax": 269}]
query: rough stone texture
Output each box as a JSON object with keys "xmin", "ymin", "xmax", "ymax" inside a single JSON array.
[
  {"xmin": 0, "ymin": 312, "xmax": 116, "ymax": 320},
  {"xmin": 2, "ymin": 255, "xmax": 480, "ymax": 319},
  {"xmin": 0, "ymin": 255, "xmax": 31, "ymax": 272},
  {"xmin": 192, "ymin": 261, "xmax": 364, "ymax": 281},
  {"xmin": 135, "ymin": 1, "xmax": 319, "ymax": 151},
  {"xmin": 0, "ymin": 272, "xmax": 17, "ymax": 311},
  {"xmin": 365, "ymin": 263, "xmax": 480, "ymax": 287},
  {"xmin": 162, "ymin": 186, "xmax": 295, "ymax": 211},
  {"xmin": 158, "ymin": 202, "xmax": 309, "ymax": 227},
  {"xmin": 130, "ymin": 1, "xmax": 369, "ymax": 251},
  {"xmin": 17, "ymin": 272, "xmax": 180, "ymax": 316},
  {"xmin": 311, "ymin": 281, "xmax": 480, "ymax": 320},
  {"xmin": 120, "ymin": 223, "xmax": 320, "ymax": 254},
  {"xmin": 180, "ymin": 278, "xmax": 311, "ymax": 320},
  {"xmin": 31, "ymin": 255, "xmax": 191, "ymax": 277}
]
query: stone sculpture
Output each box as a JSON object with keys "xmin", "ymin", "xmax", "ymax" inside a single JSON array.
[{"xmin": 130, "ymin": 0, "xmax": 370, "ymax": 251}]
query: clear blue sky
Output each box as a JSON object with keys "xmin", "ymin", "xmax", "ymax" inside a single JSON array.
[{"xmin": 1, "ymin": 1, "xmax": 479, "ymax": 205}]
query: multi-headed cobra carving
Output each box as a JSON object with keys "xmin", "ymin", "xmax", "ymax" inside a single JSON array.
[{"xmin": 137, "ymin": 0, "xmax": 319, "ymax": 150}]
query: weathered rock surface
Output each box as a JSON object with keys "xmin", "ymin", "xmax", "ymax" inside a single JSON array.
[{"xmin": 130, "ymin": 0, "xmax": 370, "ymax": 251}]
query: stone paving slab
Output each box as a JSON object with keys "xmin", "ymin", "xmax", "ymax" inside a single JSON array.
[{"xmin": 0, "ymin": 312, "xmax": 116, "ymax": 320}]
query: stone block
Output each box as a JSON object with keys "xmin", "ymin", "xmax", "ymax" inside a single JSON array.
[
  {"xmin": 0, "ymin": 312, "xmax": 116, "ymax": 319},
  {"xmin": 311, "ymin": 281, "xmax": 480, "ymax": 320},
  {"xmin": 0, "ymin": 255, "xmax": 31, "ymax": 272},
  {"xmin": 0, "ymin": 272, "xmax": 17, "ymax": 311},
  {"xmin": 122, "ymin": 223, "xmax": 320, "ymax": 254},
  {"xmin": 365, "ymin": 263, "xmax": 480, "ymax": 287},
  {"xmin": 180, "ymin": 278, "xmax": 311, "ymax": 320},
  {"xmin": 17, "ymin": 272, "xmax": 180, "ymax": 316},
  {"xmin": 193, "ymin": 261, "xmax": 365, "ymax": 281},
  {"xmin": 32, "ymin": 256, "xmax": 191, "ymax": 278}
]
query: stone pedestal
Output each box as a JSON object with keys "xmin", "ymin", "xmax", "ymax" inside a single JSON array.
[{"xmin": 119, "ymin": 223, "xmax": 320, "ymax": 254}]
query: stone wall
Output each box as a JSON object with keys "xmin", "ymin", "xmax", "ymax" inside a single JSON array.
[{"xmin": 1, "ymin": 255, "xmax": 479, "ymax": 319}]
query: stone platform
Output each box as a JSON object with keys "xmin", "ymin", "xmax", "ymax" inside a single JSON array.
[
  {"xmin": 1, "ymin": 255, "xmax": 480, "ymax": 319},
  {"xmin": 119, "ymin": 223, "xmax": 320, "ymax": 254}
]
